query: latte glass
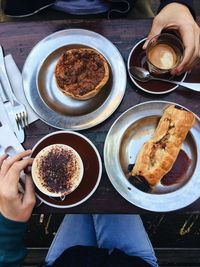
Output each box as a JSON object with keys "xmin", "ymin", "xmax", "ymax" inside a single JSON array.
[{"xmin": 146, "ymin": 33, "xmax": 184, "ymax": 75}]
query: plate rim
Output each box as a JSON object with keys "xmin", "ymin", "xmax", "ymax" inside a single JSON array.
[
  {"xmin": 22, "ymin": 28, "xmax": 127, "ymax": 130},
  {"xmin": 32, "ymin": 130, "xmax": 102, "ymax": 208},
  {"xmin": 104, "ymin": 100, "xmax": 200, "ymax": 212},
  {"xmin": 127, "ymin": 38, "xmax": 187, "ymax": 95}
]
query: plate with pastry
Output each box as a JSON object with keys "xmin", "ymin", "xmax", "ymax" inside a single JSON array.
[
  {"xmin": 104, "ymin": 101, "xmax": 200, "ymax": 212},
  {"xmin": 22, "ymin": 29, "xmax": 126, "ymax": 130}
]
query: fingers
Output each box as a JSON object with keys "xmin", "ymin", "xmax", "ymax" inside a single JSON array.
[
  {"xmin": 143, "ymin": 16, "xmax": 163, "ymax": 49},
  {"xmin": 0, "ymin": 150, "xmax": 32, "ymax": 176},
  {"xmin": 0, "ymin": 154, "xmax": 8, "ymax": 169},
  {"xmin": 175, "ymin": 24, "xmax": 199, "ymax": 74},
  {"xmin": 176, "ymin": 32, "xmax": 194, "ymax": 73},
  {"xmin": 22, "ymin": 176, "xmax": 36, "ymax": 209},
  {"xmin": 7, "ymin": 158, "xmax": 34, "ymax": 185},
  {"xmin": 183, "ymin": 26, "xmax": 200, "ymax": 72},
  {"xmin": 143, "ymin": 2, "xmax": 200, "ymax": 74}
]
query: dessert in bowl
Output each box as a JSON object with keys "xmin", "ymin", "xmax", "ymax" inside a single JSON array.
[{"xmin": 32, "ymin": 144, "xmax": 84, "ymax": 198}]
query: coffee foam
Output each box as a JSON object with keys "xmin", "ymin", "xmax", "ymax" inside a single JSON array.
[
  {"xmin": 32, "ymin": 144, "xmax": 84, "ymax": 197},
  {"xmin": 148, "ymin": 44, "xmax": 177, "ymax": 70}
]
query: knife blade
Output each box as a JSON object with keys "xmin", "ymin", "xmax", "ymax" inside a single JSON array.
[
  {"xmin": 0, "ymin": 83, "xmax": 25, "ymax": 143},
  {"xmin": 0, "ymin": 45, "xmax": 15, "ymax": 105}
]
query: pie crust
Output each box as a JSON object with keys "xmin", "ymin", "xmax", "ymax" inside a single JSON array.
[{"xmin": 55, "ymin": 48, "xmax": 109, "ymax": 100}]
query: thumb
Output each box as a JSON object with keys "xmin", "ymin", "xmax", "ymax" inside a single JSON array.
[
  {"xmin": 22, "ymin": 175, "xmax": 36, "ymax": 209},
  {"xmin": 143, "ymin": 20, "xmax": 163, "ymax": 50}
]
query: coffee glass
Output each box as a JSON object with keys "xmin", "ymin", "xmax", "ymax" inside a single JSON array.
[
  {"xmin": 146, "ymin": 33, "xmax": 184, "ymax": 75},
  {"xmin": 32, "ymin": 144, "xmax": 84, "ymax": 199}
]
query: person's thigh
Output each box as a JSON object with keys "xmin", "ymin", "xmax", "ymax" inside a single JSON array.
[
  {"xmin": 46, "ymin": 214, "xmax": 97, "ymax": 266},
  {"xmin": 93, "ymin": 214, "xmax": 158, "ymax": 267}
]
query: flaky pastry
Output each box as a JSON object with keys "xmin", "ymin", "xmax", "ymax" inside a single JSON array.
[{"xmin": 130, "ymin": 105, "xmax": 195, "ymax": 187}]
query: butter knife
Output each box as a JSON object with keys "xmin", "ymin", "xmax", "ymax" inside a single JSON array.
[
  {"xmin": 0, "ymin": 83, "xmax": 25, "ymax": 143},
  {"xmin": 0, "ymin": 45, "xmax": 16, "ymax": 105}
]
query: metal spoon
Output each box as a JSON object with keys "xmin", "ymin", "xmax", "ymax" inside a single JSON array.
[{"xmin": 129, "ymin": 66, "xmax": 200, "ymax": 92}]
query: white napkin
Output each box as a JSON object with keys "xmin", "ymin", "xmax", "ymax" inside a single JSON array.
[
  {"xmin": 0, "ymin": 123, "xmax": 24, "ymax": 156},
  {"xmin": 4, "ymin": 54, "xmax": 38, "ymax": 124}
]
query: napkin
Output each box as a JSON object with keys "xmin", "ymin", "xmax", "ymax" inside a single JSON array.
[
  {"xmin": 4, "ymin": 54, "xmax": 38, "ymax": 124},
  {"xmin": 0, "ymin": 122, "xmax": 24, "ymax": 156}
]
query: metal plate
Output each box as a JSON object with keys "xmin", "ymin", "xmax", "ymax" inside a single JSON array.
[
  {"xmin": 37, "ymin": 44, "xmax": 113, "ymax": 116},
  {"xmin": 104, "ymin": 101, "xmax": 200, "ymax": 212},
  {"xmin": 22, "ymin": 29, "xmax": 126, "ymax": 130}
]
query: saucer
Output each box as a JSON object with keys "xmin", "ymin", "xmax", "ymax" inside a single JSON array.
[
  {"xmin": 127, "ymin": 38, "xmax": 187, "ymax": 94},
  {"xmin": 31, "ymin": 131, "xmax": 102, "ymax": 208}
]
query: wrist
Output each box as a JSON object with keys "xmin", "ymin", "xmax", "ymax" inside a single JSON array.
[
  {"xmin": 0, "ymin": 213, "xmax": 27, "ymax": 227},
  {"xmin": 0, "ymin": 207, "xmax": 32, "ymax": 223}
]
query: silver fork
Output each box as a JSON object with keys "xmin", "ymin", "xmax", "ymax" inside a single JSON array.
[{"xmin": 0, "ymin": 45, "xmax": 28, "ymax": 129}]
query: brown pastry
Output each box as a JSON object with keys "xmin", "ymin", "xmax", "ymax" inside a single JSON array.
[
  {"xmin": 130, "ymin": 105, "xmax": 195, "ymax": 187},
  {"xmin": 55, "ymin": 48, "xmax": 109, "ymax": 100}
]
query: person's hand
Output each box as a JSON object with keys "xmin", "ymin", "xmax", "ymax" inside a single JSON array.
[
  {"xmin": 0, "ymin": 150, "xmax": 35, "ymax": 222},
  {"xmin": 143, "ymin": 3, "xmax": 200, "ymax": 75}
]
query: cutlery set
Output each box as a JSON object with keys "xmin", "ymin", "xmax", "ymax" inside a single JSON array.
[{"xmin": 0, "ymin": 45, "xmax": 28, "ymax": 151}]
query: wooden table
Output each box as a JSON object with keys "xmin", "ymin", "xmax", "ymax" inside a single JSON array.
[{"xmin": 0, "ymin": 19, "xmax": 200, "ymax": 213}]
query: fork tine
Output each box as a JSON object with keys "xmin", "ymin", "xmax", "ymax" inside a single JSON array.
[
  {"xmin": 24, "ymin": 111, "xmax": 29, "ymax": 127},
  {"xmin": 22, "ymin": 111, "xmax": 28, "ymax": 128},
  {"xmin": 16, "ymin": 111, "xmax": 28, "ymax": 129},
  {"xmin": 17, "ymin": 112, "xmax": 24, "ymax": 129},
  {"xmin": 20, "ymin": 112, "xmax": 24, "ymax": 128},
  {"xmin": 18, "ymin": 112, "xmax": 22, "ymax": 128},
  {"xmin": 15, "ymin": 113, "xmax": 20, "ymax": 129},
  {"xmin": 20, "ymin": 112, "xmax": 25, "ymax": 128},
  {"xmin": 22, "ymin": 112, "xmax": 26, "ymax": 128}
]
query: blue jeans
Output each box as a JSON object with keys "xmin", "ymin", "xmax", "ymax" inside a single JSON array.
[{"xmin": 45, "ymin": 214, "xmax": 158, "ymax": 267}]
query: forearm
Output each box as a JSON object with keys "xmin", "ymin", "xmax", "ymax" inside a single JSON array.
[
  {"xmin": 158, "ymin": 0, "xmax": 196, "ymax": 18},
  {"xmin": 0, "ymin": 214, "xmax": 27, "ymax": 267}
]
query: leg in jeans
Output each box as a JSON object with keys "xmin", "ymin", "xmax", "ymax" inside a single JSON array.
[
  {"xmin": 45, "ymin": 214, "xmax": 97, "ymax": 266},
  {"xmin": 93, "ymin": 214, "xmax": 158, "ymax": 267}
]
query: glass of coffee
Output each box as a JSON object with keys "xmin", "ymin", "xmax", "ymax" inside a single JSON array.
[
  {"xmin": 32, "ymin": 144, "xmax": 84, "ymax": 199},
  {"xmin": 146, "ymin": 33, "xmax": 184, "ymax": 75}
]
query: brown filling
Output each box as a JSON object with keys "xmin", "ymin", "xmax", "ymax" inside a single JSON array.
[{"xmin": 55, "ymin": 49, "xmax": 106, "ymax": 96}]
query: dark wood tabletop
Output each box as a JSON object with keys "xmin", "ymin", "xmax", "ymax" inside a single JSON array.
[{"xmin": 0, "ymin": 18, "xmax": 200, "ymax": 214}]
